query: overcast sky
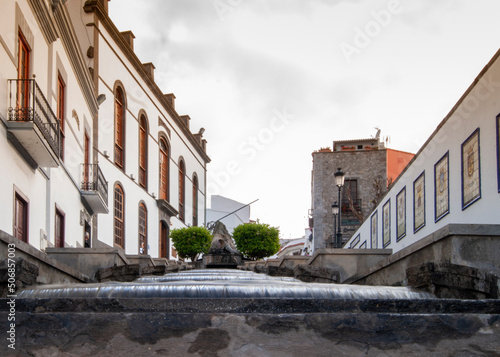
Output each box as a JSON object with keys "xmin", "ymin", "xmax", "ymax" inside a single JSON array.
[{"xmin": 109, "ymin": 0, "xmax": 500, "ymax": 238}]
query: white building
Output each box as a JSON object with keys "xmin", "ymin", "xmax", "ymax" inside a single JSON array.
[
  {"xmin": 345, "ymin": 48, "xmax": 500, "ymax": 254},
  {"xmin": 206, "ymin": 195, "xmax": 252, "ymax": 234},
  {"xmin": 0, "ymin": 0, "xmax": 210, "ymax": 260}
]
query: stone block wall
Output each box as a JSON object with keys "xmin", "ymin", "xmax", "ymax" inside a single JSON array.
[{"xmin": 311, "ymin": 150, "xmax": 387, "ymax": 250}]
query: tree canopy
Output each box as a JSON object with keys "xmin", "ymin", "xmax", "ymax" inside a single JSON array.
[
  {"xmin": 232, "ymin": 222, "xmax": 280, "ymax": 260},
  {"xmin": 170, "ymin": 226, "xmax": 212, "ymax": 262}
]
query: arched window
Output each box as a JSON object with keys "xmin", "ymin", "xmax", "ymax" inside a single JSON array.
[
  {"xmin": 178, "ymin": 159, "xmax": 185, "ymax": 222},
  {"xmin": 114, "ymin": 87, "xmax": 125, "ymax": 169},
  {"xmin": 114, "ymin": 184, "xmax": 125, "ymax": 248},
  {"xmin": 57, "ymin": 74, "xmax": 65, "ymax": 161},
  {"xmin": 159, "ymin": 138, "xmax": 169, "ymax": 200},
  {"xmin": 139, "ymin": 203, "xmax": 147, "ymax": 255},
  {"xmin": 139, "ymin": 115, "xmax": 148, "ymax": 188},
  {"xmin": 192, "ymin": 174, "xmax": 198, "ymax": 226}
]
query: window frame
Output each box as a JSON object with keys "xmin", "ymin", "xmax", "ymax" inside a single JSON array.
[
  {"xmin": 54, "ymin": 205, "xmax": 65, "ymax": 248},
  {"xmin": 114, "ymin": 87, "xmax": 125, "ymax": 169},
  {"xmin": 57, "ymin": 74, "xmax": 65, "ymax": 161},
  {"xmin": 114, "ymin": 184, "xmax": 125, "ymax": 248},
  {"xmin": 192, "ymin": 174, "xmax": 198, "ymax": 226},
  {"xmin": 138, "ymin": 115, "xmax": 148, "ymax": 189},
  {"xmin": 13, "ymin": 186, "xmax": 29, "ymax": 243},
  {"xmin": 159, "ymin": 137, "xmax": 169, "ymax": 201},
  {"xmin": 178, "ymin": 159, "xmax": 185, "ymax": 222},
  {"xmin": 138, "ymin": 203, "xmax": 147, "ymax": 255},
  {"xmin": 17, "ymin": 30, "xmax": 30, "ymax": 110}
]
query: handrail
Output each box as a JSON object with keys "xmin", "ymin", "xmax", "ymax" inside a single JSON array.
[
  {"xmin": 7, "ymin": 79, "xmax": 61, "ymax": 158},
  {"xmin": 81, "ymin": 163, "xmax": 109, "ymax": 204}
]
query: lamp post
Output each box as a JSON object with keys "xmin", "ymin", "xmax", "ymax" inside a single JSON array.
[
  {"xmin": 331, "ymin": 202, "xmax": 339, "ymax": 249},
  {"xmin": 334, "ymin": 167, "xmax": 345, "ymax": 248}
]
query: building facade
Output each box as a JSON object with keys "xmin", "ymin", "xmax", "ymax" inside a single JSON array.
[
  {"xmin": 0, "ymin": 0, "xmax": 210, "ymax": 260},
  {"xmin": 345, "ymin": 48, "xmax": 500, "ymax": 254},
  {"xmin": 206, "ymin": 195, "xmax": 251, "ymax": 234},
  {"xmin": 311, "ymin": 137, "xmax": 413, "ymax": 251}
]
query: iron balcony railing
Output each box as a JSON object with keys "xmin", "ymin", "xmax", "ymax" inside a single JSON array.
[
  {"xmin": 8, "ymin": 79, "xmax": 61, "ymax": 158},
  {"xmin": 81, "ymin": 163, "xmax": 109, "ymax": 204},
  {"xmin": 341, "ymin": 199, "xmax": 362, "ymax": 214}
]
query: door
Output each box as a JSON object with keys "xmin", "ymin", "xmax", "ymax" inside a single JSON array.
[
  {"xmin": 160, "ymin": 221, "xmax": 169, "ymax": 258},
  {"xmin": 17, "ymin": 32, "xmax": 30, "ymax": 118},
  {"xmin": 14, "ymin": 194, "xmax": 28, "ymax": 243},
  {"xmin": 55, "ymin": 209, "xmax": 65, "ymax": 248}
]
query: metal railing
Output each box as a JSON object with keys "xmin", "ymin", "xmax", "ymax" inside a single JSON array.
[
  {"xmin": 341, "ymin": 199, "xmax": 362, "ymax": 214},
  {"xmin": 81, "ymin": 163, "xmax": 109, "ymax": 204},
  {"xmin": 8, "ymin": 79, "xmax": 61, "ymax": 158}
]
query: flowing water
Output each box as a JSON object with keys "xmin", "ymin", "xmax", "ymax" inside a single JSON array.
[{"xmin": 18, "ymin": 269, "xmax": 434, "ymax": 299}]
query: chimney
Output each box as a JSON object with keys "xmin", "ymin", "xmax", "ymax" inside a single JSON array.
[
  {"xmin": 143, "ymin": 62, "xmax": 155, "ymax": 80},
  {"xmin": 180, "ymin": 115, "xmax": 190, "ymax": 129},
  {"xmin": 164, "ymin": 93, "xmax": 175, "ymax": 109},
  {"xmin": 120, "ymin": 31, "xmax": 135, "ymax": 50}
]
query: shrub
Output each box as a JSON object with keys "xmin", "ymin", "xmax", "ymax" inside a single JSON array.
[
  {"xmin": 170, "ymin": 226, "xmax": 212, "ymax": 262},
  {"xmin": 232, "ymin": 222, "xmax": 280, "ymax": 260}
]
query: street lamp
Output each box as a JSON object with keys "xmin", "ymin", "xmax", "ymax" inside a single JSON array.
[
  {"xmin": 331, "ymin": 202, "xmax": 339, "ymax": 248},
  {"xmin": 334, "ymin": 168, "xmax": 345, "ymax": 248}
]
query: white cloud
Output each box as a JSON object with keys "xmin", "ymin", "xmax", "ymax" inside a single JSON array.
[{"xmin": 109, "ymin": 0, "xmax": 500, "ymax": 238}]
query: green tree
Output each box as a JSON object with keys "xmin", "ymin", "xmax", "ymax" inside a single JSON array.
[
  {"xmin": 170, "ymin": 226, "xmax": 212, "ymax": 262},
  {"xmin": 232, "ymin": 222, "xmax": 280, "ymax": 260}
]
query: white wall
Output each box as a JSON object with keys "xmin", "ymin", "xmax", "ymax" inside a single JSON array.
[
  {"xmin": 0, "ymin": 1, "xmax": 96, "ymax": 250},
  {"xmin": 95, "ymin": 23, "xmax": 208, "ymax": 258},
  {"xmin": 206, "ymin": 195, "xmax": 251, "ymax": 234},
  {"xmin": 345, "ymin": 49, "xmax": 500, "ymax": 253}
]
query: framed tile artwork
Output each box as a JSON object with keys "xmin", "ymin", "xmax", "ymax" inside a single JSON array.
[
  {"xmin": 370, "ymin": 210, "xmax": 378, "ymax": 249},
  {"xmin": 396, "ymin": 187, "xmax": 406, "ymax": 241},
  {"xmin": 461, "ymin": 129, "xmax": 481, "ymax": 209},
  {"xmin": 382, "ymin": 199, "xmax": 390, "ymax": 248},
  {"xmin": 434, "ymin": 152, "xmax": 450, "ymax": 222},
  {"xmin": 413, "ymin": 172, "xmax": 425, "ymax": 233}
]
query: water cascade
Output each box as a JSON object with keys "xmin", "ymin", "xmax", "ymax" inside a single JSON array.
[{"xmin": 18, "ymin": 269, "xmax": 434, "ymax": 299}]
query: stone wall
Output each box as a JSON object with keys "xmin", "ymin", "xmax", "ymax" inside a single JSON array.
[
  {"xmin": 347, "ymin": 224, "xmax": 500, "ymax": 298},
  {"xmin": 308, "ymin": 248, "xmax": 392, "ymax": 283},
  {"xmin": 2, "ymin": 297, "xmax": 499, "ymax": 356},
  {"xmin": 45, "ymin": 247, "xmax": 129, "ymax": 280},
  {"xmin": 0, "ymin": 231, "xmax": 89, "ymax": 297},
  {"xmin": 311, "ymin": 149, "xmax": 387, "ymax": 250}
]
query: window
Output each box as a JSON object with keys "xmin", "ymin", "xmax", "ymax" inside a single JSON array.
[
  {"xmin": 83, "ymin": 130, "xmax": 90, "ymax": 188},
  {"xmin": 342, "ymin": 179, "xmax": 360, "ymax": 214},
  {"xmin": 192, "ymin": 175, "xmax": 198, "ymax": 226},
  {"xmin": 139, "ymin": 203, "xmax": 147, "ymax": 255},
  {"xmin": 139, "ymin": 115, "xmax": 148, "ymax": 188},
  {"xmin": 114, "ymin": 87, "xmax": 125, "ymax": 169},
  {"xmin": 55, "ymin": 207, "xmax": 65, "ymax": 248},
  {"xmin": 178, "ymin": 159, "xmax": 185, "ymax": 221},
  {"xmin": 114, "ymin": 184, "xmax": 125, "ymax": 248},
  {"xmin": 17, "ymin": 31, "xmax": 30, "ymax": 112},
  {"xmin": 14, "ymin": 190, "xmax": 28, "ymax": 243},
  {"xmin": 159, "ymin": 138, "xmax": 169, "ymax": 200},
  {"xmin": 57, "ymin": 74, "xmax": 65, "ymax": 160}
]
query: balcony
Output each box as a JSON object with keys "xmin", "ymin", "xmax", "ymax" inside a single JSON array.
[
  {"xmin": 7, "ymin": 79, "xmax": 61, "ymax": 168},
  {"xmin": 341, "ymin": 199, "xmax": 362, "ymax": 214},
  {"xmin": 81, "ymin": 164, "xmax": 109, "ymax": 214}
]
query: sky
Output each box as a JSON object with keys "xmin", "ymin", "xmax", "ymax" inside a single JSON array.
[{"xmin": 108, "ymin": 0, "xmax": 500, "ymax": 239}]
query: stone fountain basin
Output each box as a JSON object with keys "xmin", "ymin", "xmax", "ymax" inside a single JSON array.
[{"xmin": 17, "ymin": 269, "xmax": 434, "ymax": 300}]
